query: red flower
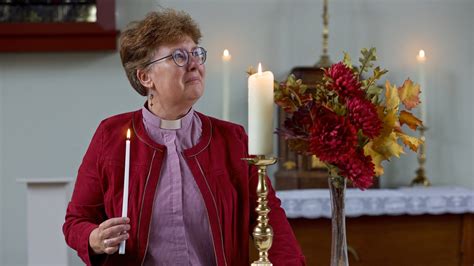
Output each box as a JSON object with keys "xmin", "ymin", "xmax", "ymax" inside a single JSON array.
[
  {"xmin": 309, "ymin": 106, "xmax": 358, "ymax": 163},
  {"xmin": 337, "ymin": 150, "xmax": 375, "ymax": 190},
  {"xmin": 347, "ymin": 97, "xmax": 382, "ymax": 139},
  {"xmin": 324, "ymin": 62, "xmax": 364, "ymax": 100}
]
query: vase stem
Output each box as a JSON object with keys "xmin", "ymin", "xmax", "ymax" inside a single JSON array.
[{"xmin": 329, "ymin": 176, "xmax": 348, "ymax": 266}]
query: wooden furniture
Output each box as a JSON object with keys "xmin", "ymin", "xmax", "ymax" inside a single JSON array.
[
  {"xmin": 0, "ymin": 0, "xmax": 117, "ymax": 52},
  {"xmin": 250, "ymin": 187, "xmax": 474, "ymax": 265},
  {"xmin": 288, "ymin": 214, "xmax": 473, "ymax": 266},
  {"xmin": 250, "ymin": 214, "xmax": 473, "ymax": 265}
]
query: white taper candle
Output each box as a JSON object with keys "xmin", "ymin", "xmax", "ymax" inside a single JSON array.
[
  {"xmin": 417, "ymin": 50, "xmax": 427, "ymax": 124},
  {"xmin": 222, "ymin": 49, "xmax": 231, "ymax": 121},
  {"xmin": 119, "ymin": 129, "xmax": 131, "ymax": 255},
  {"xmin": 248, "ymin": 63, "xmax": 274, "ymax": 155}
]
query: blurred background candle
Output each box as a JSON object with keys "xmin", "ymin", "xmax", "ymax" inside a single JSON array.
[
  {"xmin": 416, "ymin": 49, "xmax": 427, "ymax": 124},
  {"xmin": 222, "ymin": 49, "xmax": 231, "ymax": 121},
  {"xmin": 248, "ymin": 63, "xmax": 274, "ymax": 155}
]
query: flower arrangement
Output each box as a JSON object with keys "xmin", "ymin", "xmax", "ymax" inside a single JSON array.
[{"xmin": 273, "ymin": 48, "xmax": 423, "ymax": 189}]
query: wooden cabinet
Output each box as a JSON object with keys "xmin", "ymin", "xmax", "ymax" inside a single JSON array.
[{"xmin": 250, "ymin": 214, "xmax": 474, "ymax": 265}]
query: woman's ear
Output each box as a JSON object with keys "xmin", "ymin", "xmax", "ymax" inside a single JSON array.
[{"xmin": 136, "ymin": 68, "xmax": 154, "ymax": 89}]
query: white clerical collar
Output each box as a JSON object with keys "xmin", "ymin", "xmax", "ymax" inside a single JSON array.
[
  {"xmin": 160, "ymin": 118, "xmax": 181, "ymax": 129},
  {"xmin": 142, "ymin": 105, "xmax": 194, "ymax": 130}
]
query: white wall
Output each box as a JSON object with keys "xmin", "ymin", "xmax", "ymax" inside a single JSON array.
[
  {"xmin": 0, "ymin": 55, "xmax": 4, "ymax": 265},
  {"xmin": 0, "ymin": 0, "xmax": 473, "ymax": 265}
]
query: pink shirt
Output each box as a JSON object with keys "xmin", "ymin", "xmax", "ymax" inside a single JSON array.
[{"xmin": 142, "ymin": 107, "xmax": 215, "ymax": 266}]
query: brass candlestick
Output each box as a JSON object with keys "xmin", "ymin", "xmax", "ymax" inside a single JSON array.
[
  {"xmin": 411, "ymin": 126, "xmax": 431, "ymax": 186},
  {"xmin": 243, "ymin": 155, "xmax": 278, "ymax": 266}
]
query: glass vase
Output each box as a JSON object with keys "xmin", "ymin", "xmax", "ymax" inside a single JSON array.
[{"xmin": 328, "ymin": 175, "xmax": 349, "ymax": 266}]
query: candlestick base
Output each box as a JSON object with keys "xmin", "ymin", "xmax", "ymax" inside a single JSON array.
[
  {"xmin": 251, "ymin": 261, "xmax": 273, "ymax": 266},
  {"xmin": 411, "ymin": 168, "xmax": 431, "ymax": 187},
  {"xmin": 243, "ymin": 155, "xmax": 277, "ymax": 266},
  {"xmin": 411, "ymin": 126, "xmax": 431, "ymax": 187}
]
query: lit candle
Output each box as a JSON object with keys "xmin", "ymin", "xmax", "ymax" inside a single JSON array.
[
  {"xmin": 119, "ymin": 129, "xmax": 131, "ymax": 255},
  {"xmin": 248, "ymin": 63, "xmax": 274, "ymax": 155},
  {"xmin": 222, "ymin": 49, "xmax": 231, "ymax": 121},
  {"xmin": 416, "ymin": 49, "xmax": 427, "ymax": 124}
]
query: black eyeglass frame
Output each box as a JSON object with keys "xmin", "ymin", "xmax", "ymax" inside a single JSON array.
[{"xmin": 144, "ymin": 46, "xmax": 207, "ymax": 67}]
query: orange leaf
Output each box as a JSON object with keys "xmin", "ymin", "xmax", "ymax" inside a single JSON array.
[
  {"xmin": 396, "ymin": 132, "xmax": 423, "ymax": 152},
  {"xmin": 399, "ymin": 110, "xmax": 423, "ymax": 131},
  {"xmin": 398, "ymin": 79, "xmax": 421, "ymax": 110},
  {"xmin": 275, "ymin": 98, "xmax": 298, "ymax": 113}
]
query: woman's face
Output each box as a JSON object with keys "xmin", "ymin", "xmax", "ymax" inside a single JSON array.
[{"xmin": 144, "ymin": 36, "xmax": 206, "ymax": 115}]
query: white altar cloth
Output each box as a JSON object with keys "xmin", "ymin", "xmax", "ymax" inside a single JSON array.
[{"xmin": 276, "ymin": 186, "xmax": 474, "ymax": 219}]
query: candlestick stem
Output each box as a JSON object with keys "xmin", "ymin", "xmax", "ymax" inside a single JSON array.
[
  {"xmin": 243, "ymin": 155, "xmax": 277, "ymax": 266},
  {"xmin": 411, "ymin": 126, "xmax": 431, "ymax": 186}
]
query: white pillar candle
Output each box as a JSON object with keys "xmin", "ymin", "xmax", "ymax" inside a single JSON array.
[
  {"xmin": 222, "ymin": 49, "xmax": 231, "ymax": 121},
  {"xmin": 119, "ymin": 129, "xmax": 131, "ymax": 255},
  {"xmin": 248, "ymin": 63, "xmax": 274, "ymax": 155},
  {"xmin": 416, "ymin": 50, "xmax": 427, "ymax": 124}
]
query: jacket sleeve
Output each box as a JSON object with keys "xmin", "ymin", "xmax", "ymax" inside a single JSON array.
[
  {"xmin": 240, "ymin": 127, "xmax": 306, "ymax": 266},
  {"xmin": 63, "ymin": 122, "xmax": 108, "ymax": 266}
]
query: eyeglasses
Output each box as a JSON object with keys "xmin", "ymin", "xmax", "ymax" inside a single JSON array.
[{"xmin": 145, "ymin": 46, "xmax": 207, "ymax": 67}]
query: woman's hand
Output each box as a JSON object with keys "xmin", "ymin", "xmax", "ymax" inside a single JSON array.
[{"xmin": 89, "ymin": 217, "xmax": 130, "ymax": 255}]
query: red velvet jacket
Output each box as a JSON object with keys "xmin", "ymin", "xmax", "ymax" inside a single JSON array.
[{"xmin": 63, "ymin": 110, "xmax": 306, "ymax": 266}]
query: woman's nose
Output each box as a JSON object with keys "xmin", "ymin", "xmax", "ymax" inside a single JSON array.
[{"xmin": 186, "ymin": 56, "xmax": 199, "ymax": 71}]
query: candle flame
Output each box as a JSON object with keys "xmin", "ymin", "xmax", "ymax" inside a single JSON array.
[
  {"xmin": 223, "ymin": 49, "xmax": 230, "ymax": 57},
  {"xmin": 222, "ymin": 49, "xmax": 231, "ymax": 61},
  {"xmin": 417, "ymin": 49, "xmax": 426, "ymax": 62},
  {"xmin": 257, "ymin": 63, "xmax": 262, "ymax": 75},
  {"xmin": 418, "ymin": 50, "xmax": 425, "ymax": 58},
  {"xmin": 126, "ymin": 129, "xmax": 131, "ymax": 139}
]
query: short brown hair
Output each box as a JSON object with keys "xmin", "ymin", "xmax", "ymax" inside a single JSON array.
[{"xmin": 119, "ymin": 9, "xmax": 202, "ymax": 96}]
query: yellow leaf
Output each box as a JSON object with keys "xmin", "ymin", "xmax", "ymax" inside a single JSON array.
[
  {"xmin": 396, "ymin": 132, "xmax": 424, "ymax": 152},
  {"xmin": 364, "ymin": 142, "xmax": 385, "ymax": 176},
  {"xmin": 398, "ymin": 79, "xmax": 421, "ymax": 110},
  {"xmin": 399, "ymin": 110, "xmax": 423, "ymax": 131},
  {"xmin": 372, "ymin": 132, "xmax": 405, "ymax": 159},
  {"xmin": 378, "ymin": 106, "xmax": 398, "ymax": 137},
  {"xmin": 385, "ymin": 80, "xmax": 400, "ymax": 112}
]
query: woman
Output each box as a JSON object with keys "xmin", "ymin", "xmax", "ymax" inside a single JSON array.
[{"xmin": 63, "ymin": 8, "xmax": 305, "ymax": 266}]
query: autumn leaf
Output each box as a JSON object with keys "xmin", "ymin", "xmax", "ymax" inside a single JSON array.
[
  {"xmin": 399, "ymin": 110, "xmax": 423, "ymax": 131},
  {"xmin": 372, "ymin": 132, "xmax": 405, "ymax": 159},
  {"xmin": 384, "ymin": 80, "xmax": 400, "ymax": 112},
  {"xmin": 275, "ymin": 97, "xmax": 298, "ymax": 113},
  {"xmin": 363, "ymin": 142, "xmax": 386, "ymax": 176},
  {"xmin": 398, "ymin": 79, "xmax": 421, "ymax": 110},
  {"xmin": 396, "ymin": 132, "xmax": 423, "ymax": 152},
  {"xmin": 377, "ymin": 106, "xmax": 398, "ymax": 137},
  {"xmin": 343, "ymin": 52, "xmax": 353, "ymax": 69},
  {"xmin": 274, "ymin": 74, "xmax": 313, "ymax": 113}
]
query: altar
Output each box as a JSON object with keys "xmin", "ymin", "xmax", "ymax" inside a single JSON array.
[{"xmin": 251, "ymin": 187, "xmax": 474, "ymax": 265}]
